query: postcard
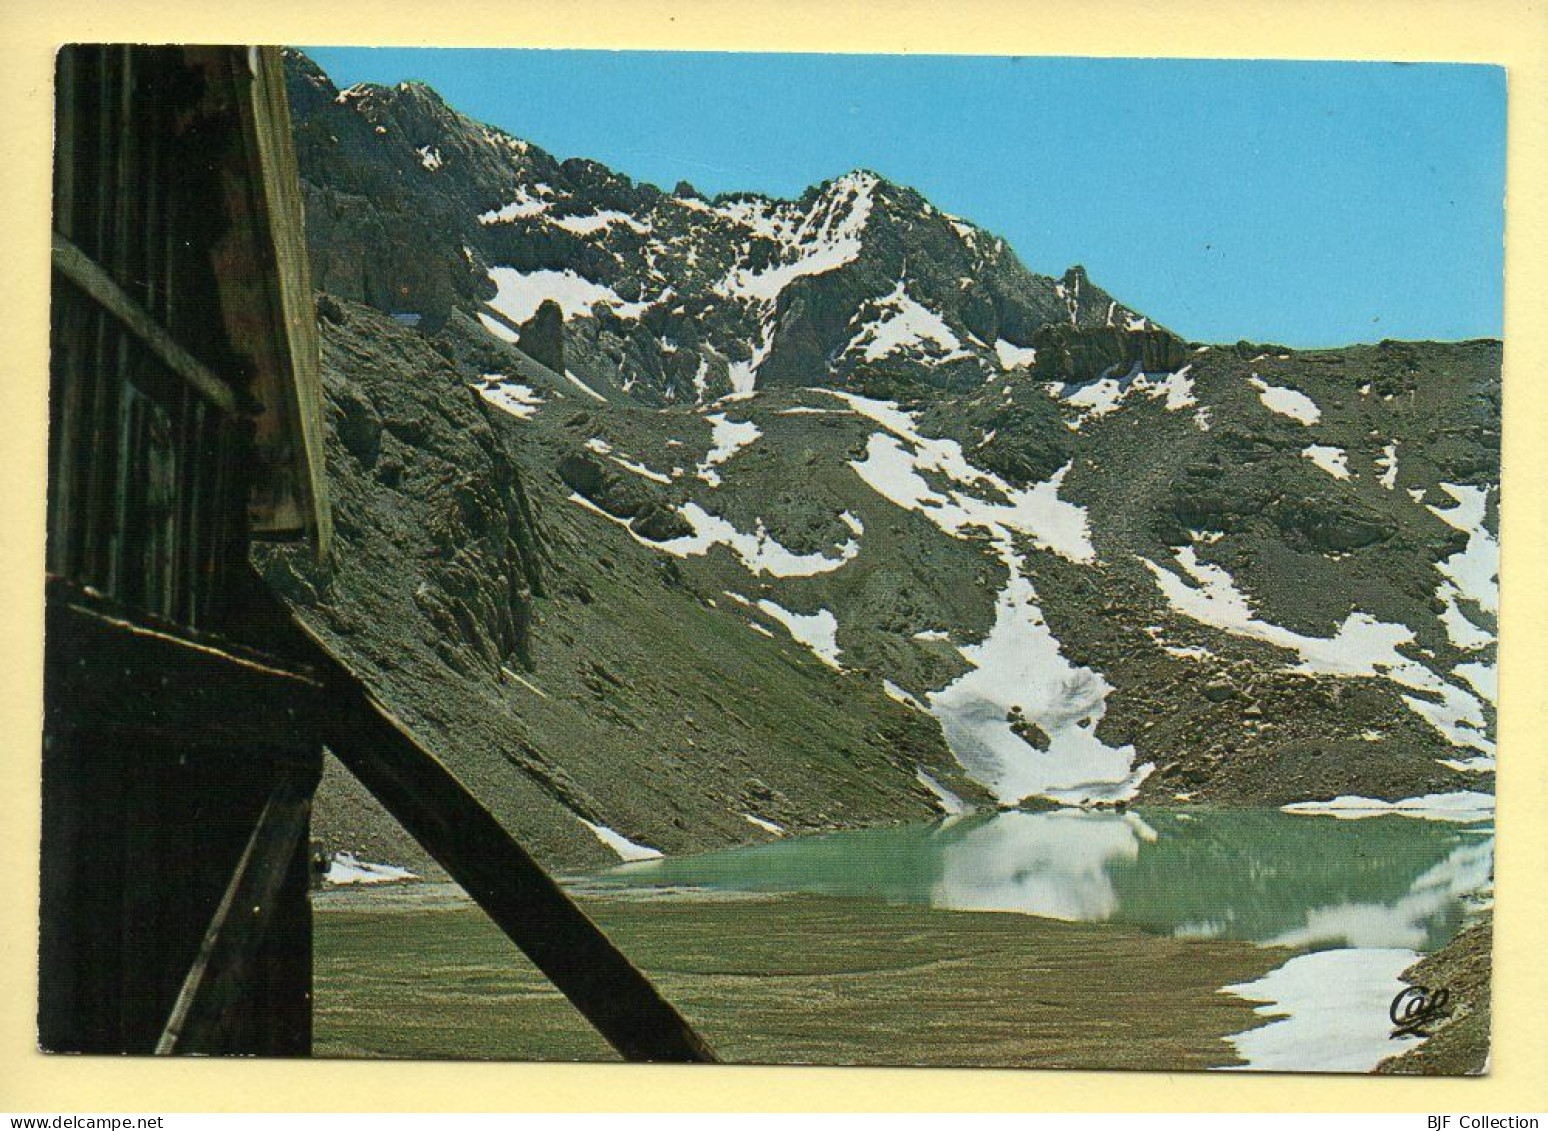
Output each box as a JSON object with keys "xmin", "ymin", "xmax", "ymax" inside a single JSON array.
[{"xmin": 36, "ymin": 41, "xmax": 1502, "ymax": 1081}]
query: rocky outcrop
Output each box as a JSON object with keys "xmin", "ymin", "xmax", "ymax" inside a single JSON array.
[
  {"xmin": 257, "ymin": 296, "xmax": 978, "ymax": 870},
  {"xmin": 517, "ymin": 300, "xmax": 565, "ymax": 374},
  {"xmin": 257, "ymin": 300, "xmax": 543, "ymax": 675},
  {"xmin": 1031, "ymin": 324, "xmax": 1193, "ymax": 383}
]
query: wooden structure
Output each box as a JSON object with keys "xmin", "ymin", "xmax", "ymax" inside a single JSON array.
[{"xmin": 41, "ymin": 44, "xmax": 713, "ymax": 1062}]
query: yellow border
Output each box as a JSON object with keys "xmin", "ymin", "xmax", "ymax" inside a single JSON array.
[{"xmin": 3, "ymin": 0, "xmax": 1544, "ymax": 1113}]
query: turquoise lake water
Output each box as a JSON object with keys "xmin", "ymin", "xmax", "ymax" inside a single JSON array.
[{"xmin": 585, "ymin": 806, "xmax": 1493, "ymax": 952}]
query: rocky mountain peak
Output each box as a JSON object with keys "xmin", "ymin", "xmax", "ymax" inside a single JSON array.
[{"xmin": 286, "ymin": 49, "xmax": 1178, "ymax": 403}]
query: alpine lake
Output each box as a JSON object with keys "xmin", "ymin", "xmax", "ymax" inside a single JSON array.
[{"xmin": 313, "ymin": 806, "xmax": 1493, "ymax": 1072}]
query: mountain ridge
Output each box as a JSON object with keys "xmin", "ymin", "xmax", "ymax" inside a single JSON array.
[{"xmin": 283, "ymin": 48, "xmax": 1172, "ymax": 408}]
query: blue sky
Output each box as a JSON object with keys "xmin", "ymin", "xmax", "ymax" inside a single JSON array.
[{"xmin": 305, "ymin": 48, "xmax": 1505, "ymax": 347}]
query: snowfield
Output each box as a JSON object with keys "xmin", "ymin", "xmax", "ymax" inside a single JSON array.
[
  {"xmin": 1142, "ymin": 547, "xmax": 1493, "ymax": 757},
  {"xmin": 1249, "ymin": 374, "xmax": 1322, "ymax": 424}
]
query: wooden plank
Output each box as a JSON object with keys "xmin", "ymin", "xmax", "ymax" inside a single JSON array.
[
  {"xmin": 287, "ymin": 616, "xmax": 717, "ymax": 1064},
  {"xmin": 224, "ymin": 46, "xmax": 332, "ymax": 557},
  {"xmin": 155, "ymin": 769, "xmax": 315, "ymax": 1054},
  {"xmin": 51, "ymin": 233, "xmax": 241, "ymax": 416},
  {"xmin": 45, "ymin": 578, "xmax": 324, "ymax": 749}
]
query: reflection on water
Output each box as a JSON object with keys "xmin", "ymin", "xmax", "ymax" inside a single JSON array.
[{"xmin": 590, "ymin": 807, "xmax": 1494, "ymax": 952}]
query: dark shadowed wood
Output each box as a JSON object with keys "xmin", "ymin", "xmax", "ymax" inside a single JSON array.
[
  {"xmin": 287, "ymin": 616, "xmax": 717, "ymax": 1064},
  {"xmin": 51, "ymin": 233, "xmax": 241, "ymax": 415},
  {"xmin": 156, "ymin": 770, "xmax": 314, "ymax": 1054},
  {"xmin": 45, "ymin": 578, "xmax": 323, "ymax": 750},
  {"xmin": 42, "ymin": 45, "xmax": 328, "ymax": 1058}
]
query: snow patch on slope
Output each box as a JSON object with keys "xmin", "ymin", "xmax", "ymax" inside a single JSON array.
[
  {"xmin": 1062, "ymin": 366, "xmax": 1195, "ymax": 426},
  {"xmin": 476, "ymin": 380, "xmax": 543, "ymax": 419},
  {"xmin": 697, "ymin": 413, "xmax": 762, "ymax": 486},
  {"xmin": 1302, "ymin": 444, "xmax": 1351, "ymax": 480},
  {"xmin": 550, "ymin": 208, "xmax": 651, "ymax": 237},
  {"xmin": 486, "ymin": 266, "xmax": 649, "ymax": 324},
  {"xmin": 1427, "ymin": 484, "xmax": 1498, "ymax": 616},
  {"xmin": 1282, "ymin": 791, "xmax": 1494, "ymax": 823},
  {"xmin": 994, "ymin": 340, "xmax": 1038, "ymax": 370},
  {"xmin": 609, "ymin": 501, "xmax": 859, "ymax": 578},
  {"xmin": 756, "ymin": 600, "xmax": 842, "ymax": 669},
  {"xmin": 478, "ymin": 185, "xmax": 553, "ymax": 223},
  {"xmin": 1222, "ymin": 948, "xmax": 1426, "ymax": 1072},
  {"xmin": 580, "ymin": 819, "xmax": 663, "ymax": 862},
  {"xmin": 1249, "ymin": 375, "xmax": 1322, "ymax": 424},
  {"xmin": 715, "ymin": 172, "xmax": 877, "ymax": 303},
  {"xmin": 829, "ymin": 391, "xmax": 1095, "ymax": 564},
  {"xmin": 847, "ymin": 279, "xmax": 970, "ymax": 363},
  {"xmin": 1142, "ymin": 548, "xmax": 1493, "ymax": 756},
  {"xmin": 326, "ymin": 853, "xmax": 418, "ymax": 886},
  {"xmin": 1376, "ymin": 442, "xmax": 1399, "ymax": 490},
  {"xmin": 821, "ymin": 391, "xmax": 1143, "ymax": 804},
  {"xmin": 916, "ymin": 768, "xmax": 970, "ymax": 814}
]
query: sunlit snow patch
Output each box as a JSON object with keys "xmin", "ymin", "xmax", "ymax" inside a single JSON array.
[
  {"xmin": 1437, "ymin": 582, "xmax": 1493, "ymax": 652},
  {"xmin": 994, "ymin": 340, "xmax": 1038, "ymax": 369},
  {"xmin": 1282, "ymin": 791, "xmax": 1494, "ymax": 823},
  {"xmin": 580, "ymin": 819, "xmax": 663, "ymax": 862},
  {"xmin": 476, "ymin": 380, "xmax": 543, "ymax": 420},
  {"xmin": 846, "ymin": 279, "xmax": 971, "ymax": 363},
  {"xmin": 696, "ymin": 413, "xmax": 762, "ymax": 486},
  {"xmin": 916, "ymin": 768, "xmax": 970, "ymax": 815},
  {"xmin": 824, "ymin": 390, "xmax": 1144, "ymax": 804},
  {"xmin": 1221, "ymin": 948, "xmax": 1424, "ymax": 1072},
  {"xmin": 476, "ymin": 311, "xmax": 518, "ymax": 343},
  {"xmin": 928, "ymin": 548, "xmax": 1149, "ymax": 805},
  {"xmin": 830, "ymin": 390, "xmax": 1095, "ymax": 564},
  {"xmin": 1455, "ymin": 660, "xmax": 1496, "ymax": 704},
  {"xmin": 715, "ymin": 172, "xmax": 876, "ymax": 303},
  {"xmin": 326, "ymin": 852, "xmax": 418, "ymax": 885},
  {"xmin": 609, "ymin": 453, "xmax": 672, "ymax": 484},
  {"xmin": 549, "ymin": 208, "xmax": 651, "ymax": 237},
  {"xmin": 563, "ymin": 369, "xmax": 609, "ymax": 403},
  {"xmin": 1249, "ymin": 374, "xmax": 1321, "ymax": 424},
  {"xmin": 478, "ymin": 185, "xmax": 553, "ymax": 224},
  {"xmin": 1302, "ymin": 444, "xmax": 1351, "ymax": 479},
  {"xmin": 1062, "ymin": 366, "xmax": 1195, "ymax": 426},
  {"xmin": 572, "ymin": 493, "xmax": 858, "ymax": 580},
  {"xmin": 1376, "ymin": 441, "xmax": 1399, "ymax": 489},
  {"xmin": 884, "ymin": 680, "xmax": 929, "ymax": 711},
  {"xmin": 486, "ymin": 266, "xmax": 649, "ymax": 324},
  {"xmin": 1143, "ymin": 547, "xmax": 1493, "ymax": 756},
  {"xmin": 756, "ymin": 600, "xmax": 842, "ymax": 668},
  {"xmin": 1427, "ymin": 484, "xmax": 1498, "ymax": 616}
]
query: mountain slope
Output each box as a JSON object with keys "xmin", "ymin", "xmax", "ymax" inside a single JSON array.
[{"xmin": 272, "ymin": 50, "xmax": 1498, "ymax": 870}]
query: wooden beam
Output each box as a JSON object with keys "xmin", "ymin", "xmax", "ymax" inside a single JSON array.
[
  {"xmin": 50, "ymin": 233, "xmax": 241, "ymax": 416},
  {"xmin": 155, "ymin": 769, "xmax": 315, "ymax": 1054},
  {"xmin": 46, "ymin": 574, "xmax": 713, "ymax": 1061},
  {"xmin": 288, "ymin": 616, "xmax": 717, "ymax": 1064},
  {"xmin": 45, "ymin": 578, "xmax": 323, "ymax": 750},
  {"xmin": 235, "ymin": 46, "xmax": 332, "ymax": 558}
]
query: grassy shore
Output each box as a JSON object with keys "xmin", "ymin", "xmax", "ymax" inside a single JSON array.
[
  {"xmin": 314, "ymin": 884, "xmax": 1283, "ymax": 1070},
  {"xmin": 1377, "ymin": 911, "xmax": 1492, "ymax": 1076}
]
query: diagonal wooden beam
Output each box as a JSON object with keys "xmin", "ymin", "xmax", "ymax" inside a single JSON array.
[
  {"xmin": 289, "ymin": 616, "xmax": 717, "ymax": 1064},
  {"xmin": 156, "ymin": 768, "xmax": 315, "ymax": 1055},
  {"xmin": 50, "ymin": 233, "xmax": 242, "ymax": 416}
]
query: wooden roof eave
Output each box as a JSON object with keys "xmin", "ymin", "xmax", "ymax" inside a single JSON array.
[{"xmin": 203, "ymin": 45, "xmax": 332, "ymax": 559}]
